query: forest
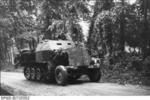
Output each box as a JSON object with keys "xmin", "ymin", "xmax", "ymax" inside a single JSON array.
[{"xmin": 0, "ymin": 0, "xmax": 150, "ymax": 85}]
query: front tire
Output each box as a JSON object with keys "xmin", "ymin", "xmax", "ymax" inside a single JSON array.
[
  {"xmin": 88, "ymin": 69, "xmax": 101, "ymax": 82},
  {"xmin": 55, "ymin": 66, "xmax": 68, "ymax": 85}
]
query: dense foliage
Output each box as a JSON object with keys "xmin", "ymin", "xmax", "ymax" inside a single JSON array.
[{"xmin": 0, "ymin": 0, "xmax": 150, "ymax": 85}]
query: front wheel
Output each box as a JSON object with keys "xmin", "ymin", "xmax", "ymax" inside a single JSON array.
[
  {"xmin": 55, "ymin": 66, "xmax": 68, "ymax": 85},
  {"xmin": 88, "ymin": 69, "xmax": 101, "ymax": 82}
]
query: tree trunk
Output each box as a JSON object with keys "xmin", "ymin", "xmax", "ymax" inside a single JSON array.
[
  {"xmin": 10, "ymin": 46, "xmax": 14, "ymax": 65},
  {"xmin": 142, "ymin": 0, "xmax": 149, "ymax": 58},
  {"xmin": 87, "ymin": 19, "xmax": 95, "ymax": 55},
  {"xmin": 119, "ymin": 0, "xmax": 125, "ymax": 51}
]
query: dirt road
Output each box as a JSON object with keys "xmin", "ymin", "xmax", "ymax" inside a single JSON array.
[{"xmin": 1, "ymin": 72, "xmax": 150, "ymax": 96}]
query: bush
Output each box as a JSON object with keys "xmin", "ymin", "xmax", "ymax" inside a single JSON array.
[{"xmin": 100, "ymin": 52, "xmax": 150, "ymax": 86}]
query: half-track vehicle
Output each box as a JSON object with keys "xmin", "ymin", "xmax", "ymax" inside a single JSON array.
[{"xmin": 19, "ymin": 39, "xmax": 101, "ymax": 85}]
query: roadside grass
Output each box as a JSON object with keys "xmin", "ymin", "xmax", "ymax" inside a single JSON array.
[{"xmin": 100, "ymin": 53, "xmax": 150, "ymax": 86}]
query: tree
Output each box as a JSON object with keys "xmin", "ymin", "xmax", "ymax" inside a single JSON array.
[
  {"xmin": 119, "ymin": 0, "xmax": 125, "ymax": 51},
  {"xmin": 0, "ymin": 0, "xmax": 40, "ymax": 65},
  {"xmin": 87, "ymin": 0, "xmax": 114, "ymax": 55},
  {"xmin": 138, "ymin": 0, "xmax": 150, "ymax": 57},
  {"xmin": 40, "ymin": 0, "xmax": 89, "ymax": 42},
  {"xmin": 0, "ymin": 0, "xmax": 13, "ymax": 64},
  {"xmin": 94, "ymin": 11, "xmax": 114, "ymax": 57}
]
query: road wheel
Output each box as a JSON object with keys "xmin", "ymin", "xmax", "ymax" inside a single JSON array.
[
  {"xmin": 88, "ymin": 69, "xmax": 101, "ymax": 82},
  {"xmin": 35, "ymin": 67, "xmax": 42, "ymax": 81},
  {"xmin": 55, "ymin": 66, "xmax": 68, "ymax": 85},
  {"xmin": 31, "ymin": 67, "xmax": 36, "ymax": 80},
  {"xmin": 24, "ymin": 67, "xmax": 31, "ymax": 80}
]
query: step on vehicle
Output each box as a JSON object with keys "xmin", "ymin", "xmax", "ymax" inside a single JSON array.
[{"xmin": 18, "ymin": 39, "xmax": 101, "ymax": 85}]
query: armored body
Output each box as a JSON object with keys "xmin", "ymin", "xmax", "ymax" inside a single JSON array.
[{"xmin": 19, "ymin": 40, "xmax": 101, "ymax": 85}]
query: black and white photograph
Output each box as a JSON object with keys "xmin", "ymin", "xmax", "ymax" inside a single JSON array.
[{"xmin": 0, "ymin": 0, "xmax": 150, "ymax": 97}]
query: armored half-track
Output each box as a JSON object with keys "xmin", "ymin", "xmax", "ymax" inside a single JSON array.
[{"xmin": 19, "ymin": 40, "xmax": 101, "ymax": 85}]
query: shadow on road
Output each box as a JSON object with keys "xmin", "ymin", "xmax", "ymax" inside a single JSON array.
[
  {"xmin": 21, "ymin": 76, "xmax": 95, "ymax": 86},
  {"xmin": 0, "ymin": 87, "xmax": 12, "ymax": 96}
]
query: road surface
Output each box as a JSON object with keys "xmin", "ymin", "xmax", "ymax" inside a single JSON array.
[{"xmin": 1, "ymin": 72, "xmax": 150, "ymax": 96}]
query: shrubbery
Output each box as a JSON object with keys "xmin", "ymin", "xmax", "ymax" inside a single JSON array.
[{"xmin": 100, "ymin": 52, "xmax": 150, "ymax": 86}]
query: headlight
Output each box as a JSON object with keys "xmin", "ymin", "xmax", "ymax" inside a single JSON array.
[
  {"xmin": 91, "ymin": 57, "xmax": 100, "ymax": 64},
  {"xmin": 91, "ymin": 57, "xmax": 96, "ymax": 64}
]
